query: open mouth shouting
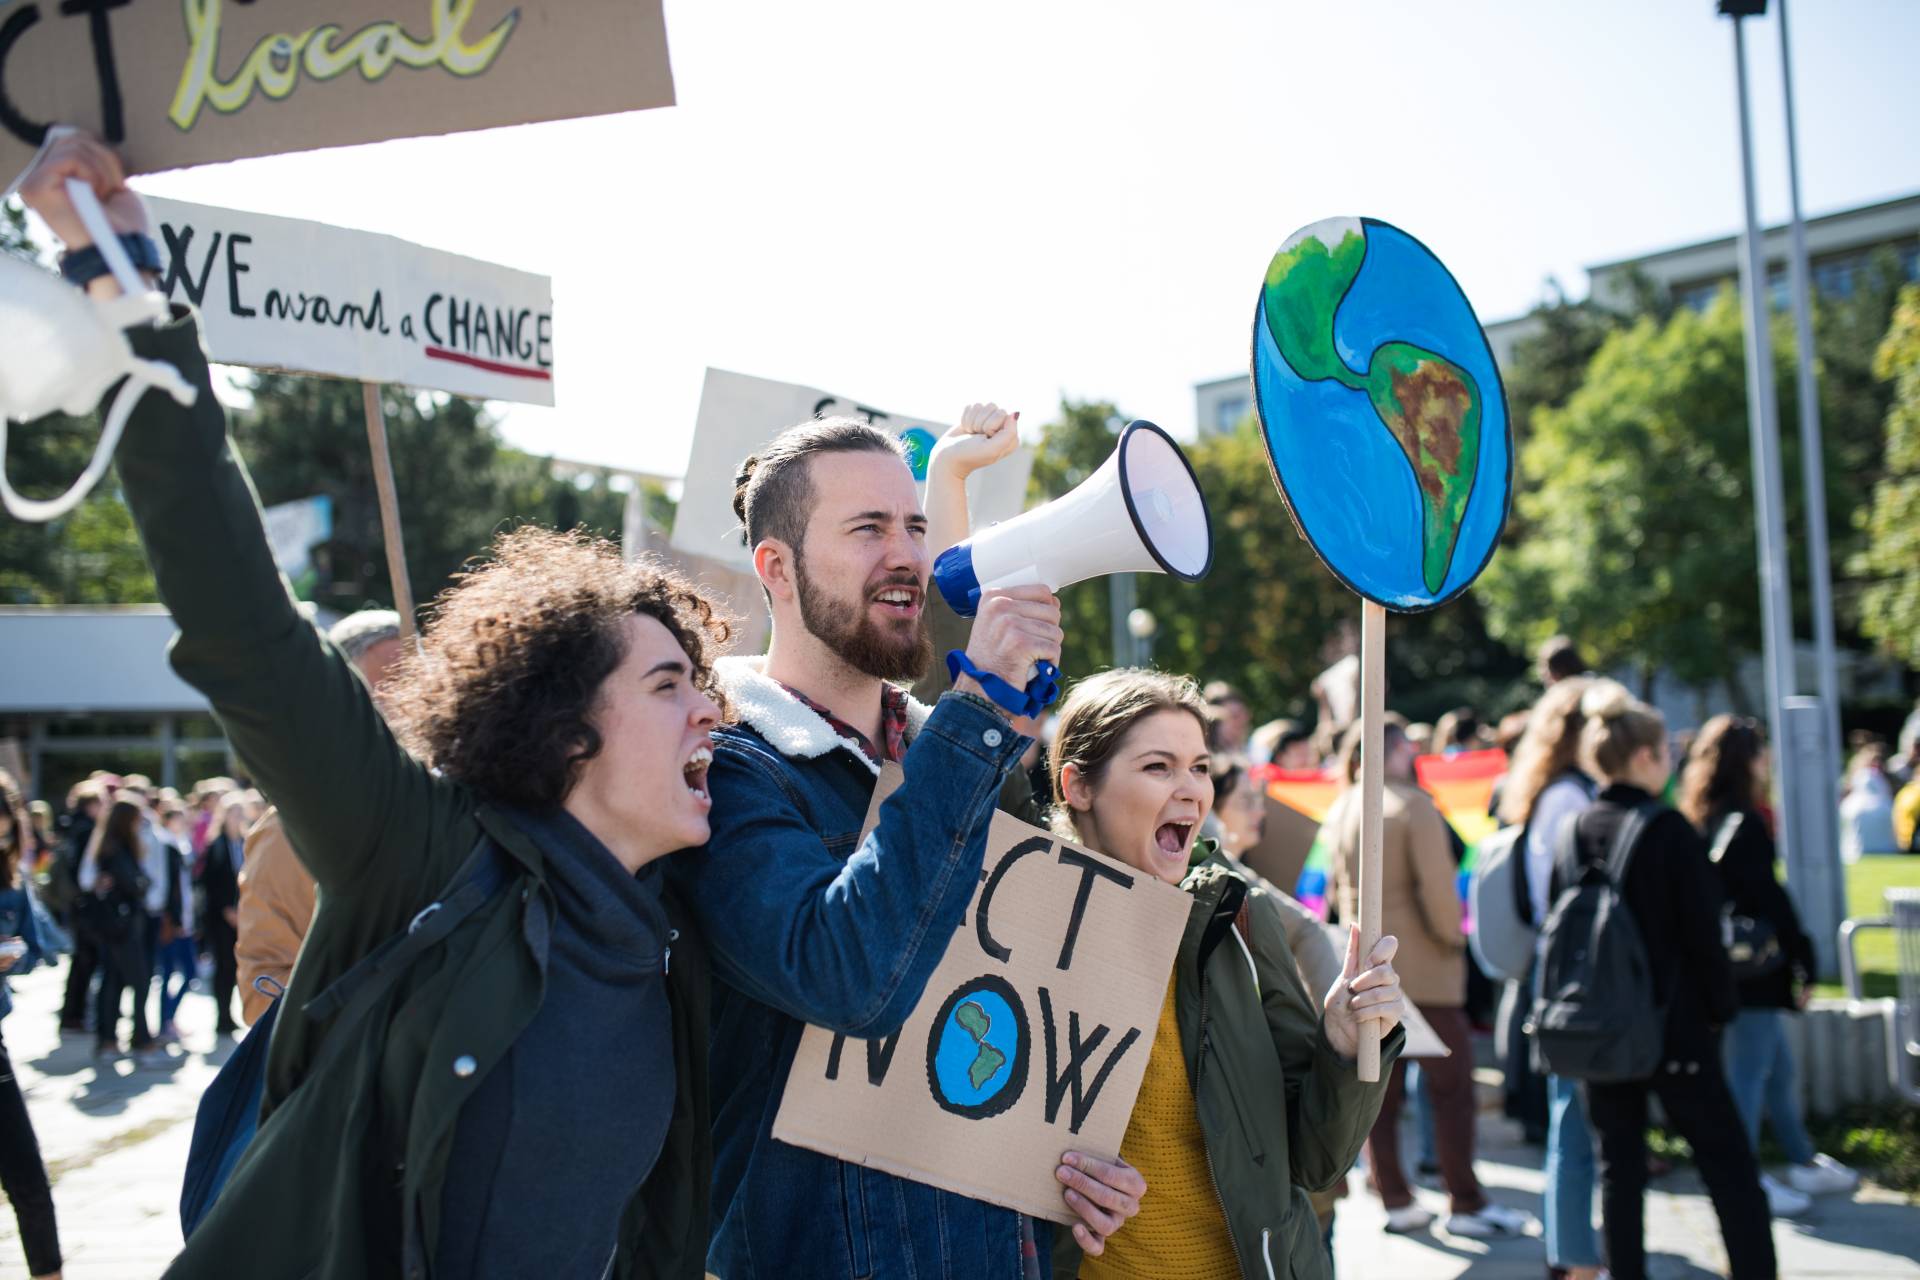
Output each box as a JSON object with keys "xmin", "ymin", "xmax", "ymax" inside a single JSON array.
[
  {"xmin": 869, "ymin": 582, "xmax": 922, "ymax": 622},
  {"xmin": 683, "ymin": 743, "xmax": 713, "ymax": 810},
  {"xmin": 1152, "ymin": 819, "xmax": 1196, "ymax": 872}
]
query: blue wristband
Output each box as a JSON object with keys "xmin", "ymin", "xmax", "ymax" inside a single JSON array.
[
  {"xmin": 945, "ymin": 650, "xmax": 1060, "ymax": 720},
  {"xmin": 58, "ymin": 232, "xmax": 162, "ymax": 288}
]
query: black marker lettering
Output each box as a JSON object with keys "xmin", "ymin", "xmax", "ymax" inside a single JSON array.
[
  {"xmin": 158, "ymin": 223, "xmax": 220, "ymax": 307},
  {"xmin": 1054, "ymin": 848, "xmax": 1133, "ymax": 972},
  {"xmin": 975, "ymin": 836, "xmax": 1050, "ymax": 964},
  {"xmin": 0, "ymin": 7, "xmax": 49, "ymax": 148},
  {"xmin": 224, "ymin": 232, "xmax": 255, "ymax": 317},
  {"xmin": 1039, "ymin": 987, "xmax": 1142, "ymax": 1134},
  {"xmin": 58, "ymin": 0, "xmax": 131, "ymax": 144},
  {"xmin": 535, "ymin": 313, "xmax": 552, "ymax": 368},
  {"xmin": 424, "ymin": 294, "xmax": 443, "ymax": 345}
]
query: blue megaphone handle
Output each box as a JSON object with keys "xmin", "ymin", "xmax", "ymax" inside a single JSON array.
[{"xmin": 945, "ymin": 652, "xmax": 1061, "ymax": 721}]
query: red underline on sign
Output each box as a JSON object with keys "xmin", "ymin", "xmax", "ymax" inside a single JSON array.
[{"xmin": 424, "ymin": 347, "xmax": 554, "ymax": 381}]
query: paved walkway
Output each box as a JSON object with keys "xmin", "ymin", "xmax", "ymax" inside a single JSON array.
[{"xmin": 1, "ymin": 958, "xmax": 1916, "ymax": 1277}]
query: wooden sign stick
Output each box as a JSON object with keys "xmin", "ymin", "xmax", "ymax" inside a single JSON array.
[
  {"xmin": 1356, "ymin": 600, "xmax": 1387, "ymax": 1082},
  {"xmin": 361, "ymin": 383, "xmax": 418, "ymax": 645}
]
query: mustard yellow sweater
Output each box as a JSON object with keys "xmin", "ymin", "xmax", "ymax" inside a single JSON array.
[{"xmin": 1080, "ymin": 975, "xmax": 1238, "ymax": 1280}]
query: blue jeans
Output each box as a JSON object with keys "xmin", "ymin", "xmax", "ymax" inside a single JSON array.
[
  {"xmin": 1545, "ymin": 1074, "xmax": 1600, "ymax": 1268},
  {"xmin": 157, "ymin": 935, "xmax": 198, "ymax": 1027},
  {"xmin": 1406, "ymin": 1061, "xmax": 1437, "ymax": 1167},
  {"xmin": 1724, "ymin": 1007, "xmax": 1815, "ymax": 1165}
]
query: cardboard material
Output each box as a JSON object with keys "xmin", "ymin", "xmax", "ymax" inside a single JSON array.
[
  {"xmin": 0, "ymin": 0, "xmax": 674, "ymax": 176},
  {"xmin": 144, "ymin": 196, "xmax": 553, "ymax": 404},
  {"xmin": 672, "ymin": 368, "xmax": 1035, "ymax": 571},
  {"xmin": 773, "ymin": 766, "xmax": 1190, "ymax": 1224}
]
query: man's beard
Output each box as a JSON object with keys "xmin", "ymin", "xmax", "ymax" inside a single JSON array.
[{"xmin": 795, "ymin": 554, "xmax": 933, "ymax": 683}]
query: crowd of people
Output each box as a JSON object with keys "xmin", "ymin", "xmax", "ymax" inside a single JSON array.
[{"xmin": 0, "ymin": 128, "xmax": 1909, "ymax": 1280}]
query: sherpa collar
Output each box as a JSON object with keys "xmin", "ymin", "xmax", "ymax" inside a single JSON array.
[{"xmin": 714, "ymin": 655, "xmax": 932, "ymax": 777}]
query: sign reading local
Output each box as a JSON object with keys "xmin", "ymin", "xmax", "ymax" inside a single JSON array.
[
  {"xmin": 0, "ymin": 0, "xmax": 674, "ymax": 176},
  {"xmin": 773, "ymin": 767, "xmax": 1190, "ymax": 1223},
  {"xmin": 673, "ymin": 368, "xmax": 1035, "ymax": 572},
  {"xmin": 144, "ymin": 196, "xmax": 553, "ymax": 405}
]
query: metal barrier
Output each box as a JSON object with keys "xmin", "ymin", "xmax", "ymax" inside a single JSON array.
[{"xmin": 1840, "ymin": 886, "xmax": 1920, "ymax": 1105}]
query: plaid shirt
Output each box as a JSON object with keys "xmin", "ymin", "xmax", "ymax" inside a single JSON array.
[{"xmin": 776, "ymin": 681, "xmax": 910, "ymax": 766}]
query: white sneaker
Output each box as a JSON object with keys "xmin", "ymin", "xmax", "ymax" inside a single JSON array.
[
  {"xmin": 1384, "ymin": 1203, "xmax": 1435, "ymax": 1233},
  {"xmin": 1445, "ymin": 1202, "xmax": 1535, "ymax": 1238},
  {"xmin": 1787, "ymin": 1153, "xmax": 1859, "ymax": 1196},
  {"xmin": 1762, "ymin": 1174, "xmax": 1812, "ymax": 1217}
]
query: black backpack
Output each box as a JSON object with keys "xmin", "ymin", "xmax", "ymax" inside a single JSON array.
[{"xmin": 1526, "ymin": 802, "xmax": 1663, "ymax": 1083}]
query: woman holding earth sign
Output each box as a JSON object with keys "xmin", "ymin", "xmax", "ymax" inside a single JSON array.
[{"xmin": 1044, "ymin": 668, "xmax": 1405, "ymax": 1280}]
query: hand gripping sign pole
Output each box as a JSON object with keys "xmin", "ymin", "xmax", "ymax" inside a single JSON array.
[{"xmin": 1250, "ymin": 218, "xmax": 1512, "ymax": 1080}]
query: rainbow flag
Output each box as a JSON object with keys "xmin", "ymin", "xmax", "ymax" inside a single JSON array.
[{"xmin": 1275, "ymin": 750, "xmax": 1509, "ymax": 921}]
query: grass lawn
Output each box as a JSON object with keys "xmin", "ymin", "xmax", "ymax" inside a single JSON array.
[{"xmin": 1814, "ymin": 853, "xmax": 1920, "ymax": 1000}]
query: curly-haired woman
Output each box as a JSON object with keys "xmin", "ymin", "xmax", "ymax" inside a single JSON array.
[
  {"xmin": 1679, "ymin": 716, "xmax": 1857, "ymax": 1214},
  {"xmin": 26, "ymin": 134, "xmax": 730, "ymax": 1280}
]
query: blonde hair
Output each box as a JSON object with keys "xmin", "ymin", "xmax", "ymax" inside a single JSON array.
[
  {"xmin": 1048, "ymin": 668, "xmax": 1210, "ymax": 841},
  {"xmin": 1497, "ymin": 676, "xmax": 1593, "ymax": 826},
  {"xmin": 1578, "ymin": 679, "xmax": 1666, "ymax": 780}
]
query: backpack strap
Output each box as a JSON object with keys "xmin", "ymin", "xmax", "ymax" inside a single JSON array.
[
  {"xmin": 1603, "ymin": 802, "xmax": 1659, "ymax": 886},
  {"xmin": 1510, "ymin": 818, "xmax": 1537, "ymax": 928},
  {"xmin": 300, "ymin": 832, "xmax": 506, "ymax": 1025},
  {"xmin": 1554, "ymin": 809, "xmax": 1584, "ymax": 894},
  {"xmin": 1707, "ymin": 811, "xmax": 1745, "ymax": 865}
]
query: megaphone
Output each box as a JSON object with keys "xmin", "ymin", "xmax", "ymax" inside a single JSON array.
[
  {"xmin": 934, "ymin": 419, "xmax": 1214, "ymax": 617},
  {"xmin": 932, "ymin": 420, "xmax": 1213, "ymax": 715}
]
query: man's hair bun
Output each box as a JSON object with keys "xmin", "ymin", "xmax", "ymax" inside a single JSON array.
[{"xmin": 732, "ymin": 453, "xmax": 761, "ymax": 539}]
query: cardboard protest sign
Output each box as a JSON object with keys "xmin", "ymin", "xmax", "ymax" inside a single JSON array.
[
  {"xmin": 774, "ymin": 766, "xmax": 1190, "ymax": 1223},
  {"xmin": 0, "ymin": 0, "xmax": 673, "ymax": 177},
  {"xmin": 144, "ymin": 196, "xmax": 553, "ymax": 405},
  {"xmin": 672, "ymin": 368, "xmax": 1035, "ymax": 572}
]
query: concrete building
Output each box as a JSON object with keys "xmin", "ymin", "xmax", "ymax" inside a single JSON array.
[
  {"xmin": 0, "ymin": 606, "xmax": 237, "ymax": 802},
  {"xmin": 1484, "ymin": 189, "xmax": 1920, "ymax": 369}
]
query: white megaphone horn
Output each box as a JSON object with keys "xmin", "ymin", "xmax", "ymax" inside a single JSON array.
[{"xmin": 933, "ymin": 419, "xmax": 1214, "ymax": 617}]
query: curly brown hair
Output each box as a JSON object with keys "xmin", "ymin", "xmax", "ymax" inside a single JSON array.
[{"xmin": 381, "ymin": 527, "xmax": 734, "ymax": 809}]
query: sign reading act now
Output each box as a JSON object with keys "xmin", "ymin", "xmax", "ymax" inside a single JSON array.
[{"xmin": 774, "ymin": 767, "xmax": 1190, "ymax": 1224}]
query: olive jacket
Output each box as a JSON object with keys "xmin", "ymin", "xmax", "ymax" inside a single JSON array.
[
  {"xmin": 114, "ymin": 312, "xmax": 710, "ymax": 1280},
  {"xmin": 1054, "ymin": 847, "xmax": 1402, "ymax": 1280}
]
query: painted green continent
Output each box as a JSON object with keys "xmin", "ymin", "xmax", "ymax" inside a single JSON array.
[
  {"xmin": 1264, "ymin": 227, "xmax": 1482, "ymax": 595},
  {"xmin": 955, "ymin": 1001, "xmax": 1007, "ymax": 1090}
]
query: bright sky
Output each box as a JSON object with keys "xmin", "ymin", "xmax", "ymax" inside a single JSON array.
[{"xmin": 128, "ymin": 0, "xmax": 1920, "ymax": 477}]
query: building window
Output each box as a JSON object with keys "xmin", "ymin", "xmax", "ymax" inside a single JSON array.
[
  {"xmin": 1214, "ymin": 396, "xmax": 1249, "ymax": 432},
  {"xmin": 1813, "ymin": 257, "xmax": 1858, "ymax": 300},
  {"xmin": 1674, "ymin": 282, "xmax": 1722, "ymax": 312}
]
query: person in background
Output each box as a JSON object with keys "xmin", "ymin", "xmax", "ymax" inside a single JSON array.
[
  {"xmin": 1537, "ymin": 636, "xmax": 1588, "ymax": 688},
  {"xmin": 1047, "ymin": 671, "xmax": 1403, "ymax": 1280},
  {"xmin": 235, "ymin": 609, "xmax": 404, "ymax": 1021},
  {"xmin": 151, "ymin": 805, "xmax": 193, "ymax": 1046},
  {"xmin": 0, "ymin": 770, "xmax": 61, "ymax": 1280},
  {"xmin": 1257, "ymin": 720, "xmax": 1319, "ymax": 772},
  {"xmin": 199, "ymin": 795, "xmax": 248, "ymax": 1037},
  {"xmin": 1679, "ymin": 716, "xmax": 1858, "ymax": 1215},
  {"xmin": 1433, "ymin": 707, "xmax": 1485, "ymax": 756},
  {"xmin": 1327, "ymin": 717, "xmax": 1532, "ymax": 1238},
  {"xmin": 55, "ymin": 784, "xmax": 105, "ymax": 1036},
  {"xmin": 1495, "ymin": 677, "xmax": 1600, "ymax": 1280},
  {"xmin": 1557, "ymin": 682, "xmax": 1774, "ymax": 1280},
  {"xmin": 78, "ymin": 800, "xmax": 155, "ymax": 1063},
  {"xmin": 1203, "ymin": 680, "xmax": 1254, "ymax": 754},
  {"xmin": 1894, "ymin": 764, "xmax": 1920, "ymax": 855},
  {"xmin": 187, "ymin": 780, "xmax": 234, "ymax": 857},
  {"xmin": 1840, "ymin": 743, "xmax": 1899, "ymax": 862}
]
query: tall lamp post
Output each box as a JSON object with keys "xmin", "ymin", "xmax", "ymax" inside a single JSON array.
[{"xmin": 1718, "ymin": 0, "xmax": 1845, "ymax": 975}]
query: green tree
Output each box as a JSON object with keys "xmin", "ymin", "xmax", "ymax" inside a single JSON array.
[
  {"xmin": 234, "ymin": 373, "xmax": 626, "ymax": 618},
  {"xmin": 1856, "ymin": 283, "xmax": 1920, "ymax": 668}
]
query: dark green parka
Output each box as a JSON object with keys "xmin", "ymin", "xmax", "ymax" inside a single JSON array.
[
  {"xmin": 1055, "ymin": 847, "xmax": 1402, "ymax": 1280},
  {"xmin": 114, "ymin": 313, "xmax": 710, "ymax": 1280}
]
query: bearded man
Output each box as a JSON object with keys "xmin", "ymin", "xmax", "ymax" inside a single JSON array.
[{"xmin": 670, "ymin": 416, "xmax": 1143, "ymax": 1279}]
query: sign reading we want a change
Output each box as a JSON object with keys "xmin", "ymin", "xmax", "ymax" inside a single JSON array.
[
  {"xmin": 145, "ymin": 195, "xmax": 553, "ymax": 405},
  {"xmin": 774, "ymin": 767, "xmax": 1191, "ymax": 1223},
  {"xmin": 0, "ymin": 0, "xmax": 673, "ymax": 176}
]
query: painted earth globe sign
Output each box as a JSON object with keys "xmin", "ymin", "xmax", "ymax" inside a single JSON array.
[{"xmin": 1251, "ymin": 216, "xmax": 1511, "ymax": 612}]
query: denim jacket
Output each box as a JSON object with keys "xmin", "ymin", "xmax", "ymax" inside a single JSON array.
[
  {"xmin": 670, "ymin": 657, "xmax": 1036, "ymax": 1280},
  {"xmin": 0, "ymin": 882, "xmax": 45, "ymax": 1022}
]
